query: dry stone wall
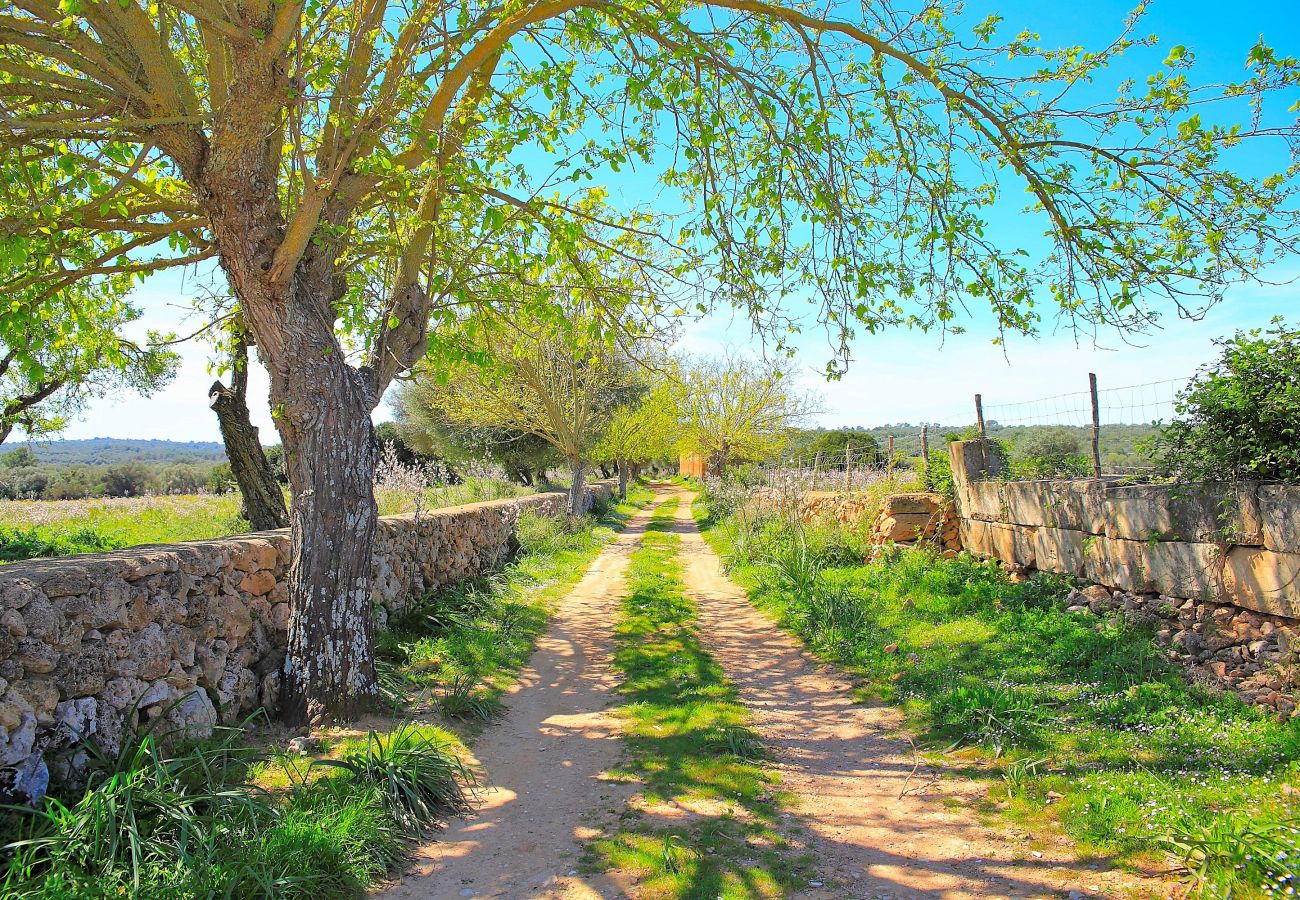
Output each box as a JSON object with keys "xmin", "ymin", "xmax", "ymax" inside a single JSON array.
[
  {"xmin": 947, "ymin": 440, "xmax": 1300, "ymax": 712},
  {"xmin": 0, "ymin": 483, "xmax": 612, "ymax": 804},
  {"xmin": 948, "ymin": 441, "xmax": 1300, "ymax": 617}
]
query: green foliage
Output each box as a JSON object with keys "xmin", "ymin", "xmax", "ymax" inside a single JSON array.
[
  {"xmin": 1150, "ymin": 318, "xmax": 1300, "ymax": 483},
  {"xmin": 804, "ymin": 428, "xmax": 880, "ymax": 465},
  {"xmin": 679, "ymin": 354, "xmax": 818, "ymax": 471},
  {"xmin": 703, "ymin": 503, "xmax": 1300, "ymax": 897},
  {"xmin": 1008, "ymin": 427, "xmax": 1092, "ymax": 479},
  {"xmin": 316, "ymin": 725, "xmax": 474, "ymax": 831},
  {"xmin": 0, "ymin": 524, "xmax": 114, "ymax": 561}
]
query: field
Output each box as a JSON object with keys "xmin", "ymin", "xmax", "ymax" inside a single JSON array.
[{"xmin": 0, "ymin": 477, "xmax": 538, "ymax": 563}]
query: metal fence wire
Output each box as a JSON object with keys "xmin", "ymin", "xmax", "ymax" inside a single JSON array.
[{"xmin": 766, "ymin": 372, "xmax": 1194, "ymax": 482}]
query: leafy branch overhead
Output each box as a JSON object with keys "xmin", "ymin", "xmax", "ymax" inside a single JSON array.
[{"xmin": 2, "ymin": 0, "xmax": 1296, "ymax": 380}]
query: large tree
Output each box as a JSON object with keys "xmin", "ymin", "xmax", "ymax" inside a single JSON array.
[
  {"xmin": 2, "ymin": 0, "xmax": 1296, "ymax": 722},
  {"xmin": 404, "ymin": 302, "xmax": 642, "ymax": 514},
  {"xmin": 680, "ymin": 354, "xmax": 819, "ymax": 471}
]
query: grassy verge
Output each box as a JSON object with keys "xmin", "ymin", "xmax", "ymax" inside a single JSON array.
[
  {"xmin": 586, "ymin": 498, "xmax": 812, "ymax": 898},
  {"xmin": 697, "ymin": 492, "xmax": 1300, "ymax": 898},
  {"xmin": 0, "ymin": 479, "xmax": 593, "ymax": 563},
  {"xmin": 0, "ymin": 485, "xmax": 653, "ymax": 898}
]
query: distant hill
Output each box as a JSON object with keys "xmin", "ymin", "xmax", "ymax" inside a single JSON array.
[{"xmin": 12, "ymin": 438, "xmax": 228, "ymax": 466}]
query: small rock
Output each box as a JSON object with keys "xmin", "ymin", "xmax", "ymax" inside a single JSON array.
[{"xmin": 287, "ymin": 735, "xmax": 320, "ymax": 754}]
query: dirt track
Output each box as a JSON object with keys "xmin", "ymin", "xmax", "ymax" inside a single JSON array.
[
  {"xmin": 379, "ymin": 499, "xmax": 661, "ymax": 900},
  {"xmin": 380, "ymin": 486, "xmax": 1166, "ymax": 899}
]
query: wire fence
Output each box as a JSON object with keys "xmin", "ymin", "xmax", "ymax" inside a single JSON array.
[{"xmin": 763, "ymin": 371, "xmax": 1195, "ymax": 487}]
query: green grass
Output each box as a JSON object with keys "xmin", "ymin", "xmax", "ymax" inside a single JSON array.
[
  {"xmin": 0, "ymin": 494, "xmax": 250, "ymax": 561},
  {"xmin": 700, "ymin": 497, "xmax": 1300, "ymax": 898},
  {"xmin": 585, "ymin": 498, "xmax": 812, "ymax": 898}
]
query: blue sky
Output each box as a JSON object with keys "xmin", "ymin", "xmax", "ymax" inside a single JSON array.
[{"xmin": 40, "ymin": 0, "xmax": 1300, "ymax": 443}]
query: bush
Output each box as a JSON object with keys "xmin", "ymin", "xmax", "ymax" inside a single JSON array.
[
  {"xmin": 1009, "ymin": 427, "xmax": 1092, "ymax": 479},
  {"xmin": 1149, "ymin": 317, "xmax": 1300, "ymax": 482}
]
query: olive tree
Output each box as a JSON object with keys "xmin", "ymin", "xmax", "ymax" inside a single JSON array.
[
  {"xmin": 402, "ymin": 304, "xmax": 641, "ymax": 514},
  {"xmin": 3, "ymin": 0, "xmax": 1296, "ymax": 722}
]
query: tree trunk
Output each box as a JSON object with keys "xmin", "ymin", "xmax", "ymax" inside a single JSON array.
[
  {"xmin": 617, "ymin": 458, "xmax": 629, "ymax": 500},
  {"xmin": 568, "ymin": 461, "xmax": 586, "ymax": 515},
  {"xmin": 209, "ymin": 332, "xmax": 288, "ymax": 531},
  {"xmin": 276, "ymin": 356, "xmax": 380, "ymax": 726}
]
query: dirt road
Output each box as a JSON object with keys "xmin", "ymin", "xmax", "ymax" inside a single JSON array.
[
  {"xmin": 667, "ymin": 487, "xmax": 1160, "ymax": 899},
  {"xmin": 379, "ymin": 499, "xmax": 661, "ymax": 900},
  {"xmin": 381, "ymin": 486, "xmax": 1164, "ymax": 899}
]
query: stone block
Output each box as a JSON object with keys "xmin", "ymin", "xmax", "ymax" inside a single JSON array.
[
  {"xmin": 238, "ymin": 570, "xmax": 278, "ymax": 597},
  {"xmin": 1084, "ymin": 537, "xmax": 1156, "ymax": 593},
  {"xmin": 1002, "ymin": 481, "xmax": 1055, "ymax": 528},
  {"xmin": 960, "ymin": 519, "xmax": 1035, "ymax": 568},
  {"xmin": 881, "ymin": 493, "xmax": 944, "ymax": 517},
  {"xmin": 1103, "ymin": 483, "xmax": 1262, "ymax": 544},
  {"xmin": 1032, "ymin": 527, "xmax": 1088, "ymax": 576},
  {"xmin": 1142, "ymin": 541, "xmax": 1225, "ymax": 602},
  {"xmin": 965, "ymin": 480, "xmax": 1005, "ymax": 522},
  {"xmin": 1260, "ymin": 485, "xmax": 1300, "ymax": 554},
  {"xmin": 1223, "ymin": 547, "xmax": 1300, "ymax": 618}
]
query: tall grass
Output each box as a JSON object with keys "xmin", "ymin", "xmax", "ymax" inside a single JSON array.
[
  {"xmin": 700, "ymin": 479, "xmax": 1300, "ymax": 898},
  {"xmin": 0, "ymin": 720, "xmax": 427, "ymax": 899}
]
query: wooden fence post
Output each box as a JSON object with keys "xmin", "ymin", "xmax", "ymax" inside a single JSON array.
[
  {"xmin": 920, "ymin": 424, "xmax": 930, "ymax": 490},
  {"xmin": 975, "ymin": 393, "xmax": 987, "ymax": 439},
  {"xmin": 1089, "ymin": 372, "xmax": 1102, "ymax": 479},
  {"xmin": 844, "ymin": 443, "xmax": 852, "ymax": 492}
]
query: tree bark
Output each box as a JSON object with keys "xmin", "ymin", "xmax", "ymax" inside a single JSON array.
[
  {"xmin": 276, "ymin": 345, "xmax": 381, "ymax": 726},
  {"xmin": 209, "ymin": 333, "xmax": 288, "ymax": 531},
  {"xmin": 568, "ymin": 460, "xmax": 586, "ymax": 515},
  {"xmin": 617, "ymin": 458, "xmax": 629, "ymax": 500}
]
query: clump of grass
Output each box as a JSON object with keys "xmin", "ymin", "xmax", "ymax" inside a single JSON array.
[
  {"xmin": 316, "ymin": 723, "xmax": 475, "ymax": 831},
  {"xmin": 585, "ymin": 499, "xmax": 811, "ymax": 897},
  {"xmin": 701, "ymin": 484, "xmax": 1300, "ymax": 897}
]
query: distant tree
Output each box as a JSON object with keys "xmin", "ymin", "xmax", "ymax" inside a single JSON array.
[
  {"xmin": 390, "ymin": 403, "xmax": 559, "ymax": 487},
  {"xmin": 680, "ymin": 355, "xmax": 819, "ymax": 472},
  {"xmin": 99, "ymin": 462, "xmax": 153, "ymax": 497},
  {"xmin": 1010, "ymin": 427, "xmax": 1090, "ymax": 478},
  {"xmin": 596, "ymin": 379, "xmax": 681, "ymax": 498},
  {"xmin": 154, "ymin": 463, "xmax": 211, "ymax": 495},
  {"xmin": 1, "ymin": 447, "xmax": 37, "ymax": 469},
  {"xmin": 806, "ymin": 429, "xmax": 880, "ymax": 468},
  {"xmin": 1149, "ymin": 318, "xmax": 1300, "ymax": 482},
  {"xmin": 410, "ymin": 308, "xmax": 641, "ymax": 514}
]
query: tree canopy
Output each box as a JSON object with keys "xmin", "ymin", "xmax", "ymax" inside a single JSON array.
[
  {"xmin": 679, "ymin": 354, "xmax": 818, "ymax": 470},
  {"xmin": 4, "ymin": 0, "xmax": 1296, "ymax": 722}
]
